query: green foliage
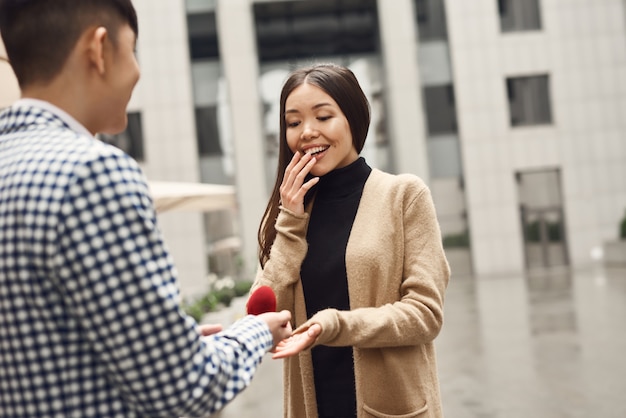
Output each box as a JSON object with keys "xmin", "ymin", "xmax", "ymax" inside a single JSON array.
[
  {"xmin": 184, "ymin": 303, "xmax": 206, "ymax": 323},
  {"xmin": 620, "ymin": 210, "xmax": 626, "ymax": 240},
  {"xmin": 182, "ymin": 278, "xmax": 253, "ymax": 323},
  {"xmin": 233, "ymin": 280, "xmax": 253, "ymax": 297}
]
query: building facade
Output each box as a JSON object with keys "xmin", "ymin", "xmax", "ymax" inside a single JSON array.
[{"xmin": 2, "ymin": 0, "xmax": 625, "ymax": 296}]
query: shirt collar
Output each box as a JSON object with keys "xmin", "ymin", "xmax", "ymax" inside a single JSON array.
[{"xmin": 14, "ymin": 98, "xmax": 94, "ymax": 138}]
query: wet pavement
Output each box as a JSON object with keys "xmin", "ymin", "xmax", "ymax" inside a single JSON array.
[{"xmin": 205, "ymin": 265, "xmax": 626, "ymax": 417}]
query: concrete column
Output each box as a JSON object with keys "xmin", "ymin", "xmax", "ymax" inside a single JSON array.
[
  {"xmin": 216, "ymin": 0, "xmax": 267, "ymax": 277},
  {"xmin": 133, "ymin": 0, "xmax": 208, "ymax": 299},
  {"xmin": 377, "ymin": 0, "xmax": 429, "ymax": 181}
]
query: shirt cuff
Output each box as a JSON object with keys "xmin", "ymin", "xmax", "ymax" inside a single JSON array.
[{"xmin": 222, "ymin": 314, "xmax": 274, "ymax": 353}]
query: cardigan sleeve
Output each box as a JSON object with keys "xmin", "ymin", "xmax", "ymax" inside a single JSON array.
[
  {"xmin": 296, "ymin": 178, "xmax": 450, "ymax": 349},
  {"xmin": 252, "ymin": 206, "xmax": 310, "ymax": 313}
]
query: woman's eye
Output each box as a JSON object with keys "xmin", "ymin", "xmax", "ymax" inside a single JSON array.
[
  {"xmin": 286, "ymin": 121, "xmax": 300, "ymax": 128},
  {"xmin": 318, "ymin": 116, "xmax": 331, "ymax": 121}
]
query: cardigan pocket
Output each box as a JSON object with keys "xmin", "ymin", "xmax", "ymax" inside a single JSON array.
[{"xmin": 362, "ymin": 401, "xmax": 428, "ymax": 418}]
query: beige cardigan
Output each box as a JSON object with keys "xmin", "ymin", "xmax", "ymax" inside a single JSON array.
[{"xmin": 254, "ymin": 169, "xmax": 450, "ymax": 418}]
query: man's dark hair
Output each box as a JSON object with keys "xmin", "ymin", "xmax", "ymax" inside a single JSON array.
[{"xmin": 0, "ymin": 0, "xmax": 138, "ymax": 88}]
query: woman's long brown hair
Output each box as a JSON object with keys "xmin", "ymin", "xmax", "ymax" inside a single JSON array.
[{"xmin": 257, "ymin": 63, "xmax": 371, "ymax": 268}]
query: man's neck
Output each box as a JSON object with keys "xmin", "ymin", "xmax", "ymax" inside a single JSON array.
[{"xmin": 21, "ymin": 78, "xmax": 95, "ymax": 135}]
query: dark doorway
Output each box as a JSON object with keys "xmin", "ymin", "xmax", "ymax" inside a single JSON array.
[{"xmin": 516, "ymin": 168, "xmax": 569, "ymax": 269}]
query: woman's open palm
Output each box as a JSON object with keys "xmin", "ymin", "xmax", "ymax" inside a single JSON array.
[{"xmin": 272, "ymin": 323, "xmax": 321, "ymax": 359}]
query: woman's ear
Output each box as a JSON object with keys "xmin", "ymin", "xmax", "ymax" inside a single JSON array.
[{"xmin": 87, "ymin": 26, "xmax": 108, "ymax": 75}]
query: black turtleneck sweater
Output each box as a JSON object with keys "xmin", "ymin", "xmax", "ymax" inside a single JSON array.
[{"xmin": 301, "ymin": 157, "xmax": 372, "ymax": 418}]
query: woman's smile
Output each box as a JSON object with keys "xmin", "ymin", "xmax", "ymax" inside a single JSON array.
[
  {"xmin": 286, "ymin": 83, "xmax": 358, "ymax": 176},
  {"xmin": 304, "ymin": 145, "xmax": 330, "ymax": 159}
]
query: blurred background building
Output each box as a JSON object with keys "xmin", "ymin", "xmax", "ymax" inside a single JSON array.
[{"xmin": 2, "ymin": 0, "xmax": 625, "ymax": 298}]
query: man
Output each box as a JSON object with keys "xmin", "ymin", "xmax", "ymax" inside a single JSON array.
[{"xmin": 0, "ymin": 1, "xmax": 292, "ymax": 416}]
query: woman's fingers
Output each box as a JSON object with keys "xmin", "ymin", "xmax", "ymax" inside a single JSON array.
[
  {"xmin": 283, "ymin": 152, "xmax": 312, "ymax": 190},
  {"xmin": 280, "ymin": 152, "xmax": 318, "ymax": 213},
  {"xmin": 271, "ymin": 323, "xmax": 321, "ymax": 359}
]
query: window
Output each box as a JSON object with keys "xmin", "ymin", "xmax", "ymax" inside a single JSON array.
[
  {"xmin": 414, "ymin": 0, "xmax": 448, "ymax": 41},
  {"xmin": 253, "ymin": 0, "xmax": 379, "ymax": 63},
  {"xmin": 416, "ymin": 0, "xmax": 428, "ymax": 23},
  {"xmin": 187, "ymin": 12, "xmax": 219, "ymax": 60},
  {"xmin": 423, "ymin": 84, "xmax": 457, "ymax": 135},
  {"xmin": 99, "ymin": 112, "xmax": 145, "ymax": 161},
  {"xmin": 506, "ymin": 75, "xmax": 552, "ymax": 127},
  {"xmin": 498, "ymin": 0, "xmax": 541, "ymax": 32},
  {"xmin": 195, "ymin": 106, "xmax": 222, "ymax": 156}
]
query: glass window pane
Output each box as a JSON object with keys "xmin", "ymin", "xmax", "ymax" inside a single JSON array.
[
  {"xmin": 195, "ymin": 106, "xmax": 222, "ymax": 156},
  {"xmin": 254, "ymin": 0, "xmax": 379, "ymax": 63},
  {"xmin": 499, "ymin": 0, "xmax": 542, "ymax": 32},
  {"xmin": 187, "ymin": 12, "xmax": 219, "ymax": 60},
  {"xmin": 423, "ymin": 84, "xmax": 457, "ymax": 135},
  {"xmin": 507, "ymin": 75, "xmax": 552, "ymax": 127},
  {"xmin": 415, "ymin": 0, "xmax": 448, "ymax": 41},
  {"xmin": 99, "ymin": 112, "xmax": 144, "ymax": 162}
]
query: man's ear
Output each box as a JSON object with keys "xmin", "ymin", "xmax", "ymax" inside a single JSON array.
[{"xmin": 87, "ymin": 26, "xmax": 108, "ymax": 75}]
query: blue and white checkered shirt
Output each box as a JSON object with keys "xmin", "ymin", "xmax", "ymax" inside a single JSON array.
[{"xmin": 0, "ymin": 102, "xmax": 273, "ymax": 417}]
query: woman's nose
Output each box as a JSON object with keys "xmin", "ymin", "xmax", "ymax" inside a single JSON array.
[{"xmin": 301, "ymin": 123, "xmax": 319, "ymax": 140}]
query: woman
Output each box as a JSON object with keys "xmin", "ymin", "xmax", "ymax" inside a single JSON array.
[{"xmin": 252, "ymin": 63, "xmax": 450, "ymax": 418}]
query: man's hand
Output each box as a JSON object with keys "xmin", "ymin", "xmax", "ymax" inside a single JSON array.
[
  {"xmin": 258, "ymin": 310, "xmax": 293, "ymax": 350},
  {"xmin": 198, "ymin": 323, "xmax": 223, "ymax": 336},
  {"xmin": 271, "ymin": 323, "xmax": 321, "ymax": 359}
]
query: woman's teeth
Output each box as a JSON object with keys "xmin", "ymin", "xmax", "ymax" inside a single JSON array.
[{"xmin": 307, "ymin": 146, "xmax": 328, "ymax": 156}]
